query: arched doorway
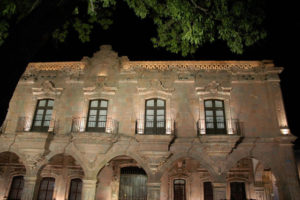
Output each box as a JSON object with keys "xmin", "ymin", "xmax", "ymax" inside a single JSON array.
[
  {"xmin": 37, "ymin": 154, "xmax": 84, "ymax": 200},
  {"xmin": 227, "ymin": 157, "xmax": 278, "ymax": 200},
  {"xmin": 0, "ymin": 151, "xmax": 26, "ymax": 200},
  {"xmin": 96, "ymin": 155, "xmax": 148, "ymax": 200},
  {"xmin": 160, "ymin": 157, "xmax": 213, "ymax": 200}
]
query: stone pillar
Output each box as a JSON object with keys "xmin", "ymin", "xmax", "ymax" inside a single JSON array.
[
  {"xmin": 147, "ymin": 182, "xmax": 161, "ymax": 200},
  {"xmin": 212, "ymin": 182, "xmax": 227, "ymax": 200},
  {"xmin": 21, "ymin": 176, "xmax": 38, "ymax": 200},
  {"xmin": 82, "ymin": 179, "xmax": 97, "ymax": 200},
  {"xmin": 276, "ymin": 140, "xmax": 300, "ymax": 200}
]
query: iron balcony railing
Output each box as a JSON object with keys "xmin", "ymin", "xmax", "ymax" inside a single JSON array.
[
  {"xmin": 16, "ymin": 117, "xmax": 59, "ymax": 133},
  {"xmin": 71, "ymin": 117, "xmax": 119, "ymax": 134},
  {"xmin": 197, "ymin": 119, "xmax": 243, "ymax": 135},
  {"xmin": 135, "ymin": 119, "xmax": 175, "ymax": 135}
]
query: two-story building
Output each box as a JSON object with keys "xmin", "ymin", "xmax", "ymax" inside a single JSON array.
[{"xmin": 0, "ymin": 45, "xmax": 299, "ymax": 200}]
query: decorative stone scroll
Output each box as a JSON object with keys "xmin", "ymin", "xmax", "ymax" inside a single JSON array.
[
  {"xmin": 32, "ymin": 80, "xmax": 63, "ymax": 97},
  {"xmin": 195, "ymin": 81, "xmax": 232, "ymax": 95}
]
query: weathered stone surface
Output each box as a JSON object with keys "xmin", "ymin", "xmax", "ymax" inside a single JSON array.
[{"xmin": 0, "ymin": 45, "xmax": 299, "ymax": 200}]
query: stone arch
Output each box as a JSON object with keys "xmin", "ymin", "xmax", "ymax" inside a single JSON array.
[
  {"xmin": 157, "ymin": 152, "xmax": 217, "ymax": 180},
  {"xmin": 41, "ymin": 144, "xmax": 88, "ymax": 175},
  {"xmin": 0, "ymin": 151, "xmax": 26, "ymax": 199},
  {"xmin": 96, "ymin": 154, "xmax": 149, "ymax": 200},
  {"xmin": 95, "ymin": 151, "xmax": 152, "ymax": 177},
  {"xmin": 36, "ymin": 153, "xmax": 85, "ymax": 200},
  {"xmin": 226, "ymin": 156, "xmax": 279, "ymax": 200}
]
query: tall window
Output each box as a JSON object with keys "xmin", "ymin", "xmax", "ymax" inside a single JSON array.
[
  {"xmin": 37, "ymin": 177, "xmax": 55, "ymax": 200},
  {"xmin": 173, "ymin": 179, "xmax": 186, "ymax": 200},
  {"xmin": 86, "ymin": 99, "xmax": 108, "ymax": 132},
  {"xmin": 203, "ymin": 182, "xmax": 213, "ymax": 200},
  {"xmin": 32, "ymin": 99, "xmax": 54, "ymax": 132},
  {"xmin": 145, "ymin": 98, "xmax": 166, "ymax": 134},
  {"xmin": 204, "ymin": 99, "xmax": 226, "ymax": 134},
  {"xmin": 68, "ymin": 179, "xmax": 82, "ymax": 200},
  {"xmin": 8, "ymin": 176, "xmax": 24, "ymax": 200}
]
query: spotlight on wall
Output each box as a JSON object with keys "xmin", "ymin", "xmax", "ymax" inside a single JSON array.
[{"xmin": 280, "ymin": 127, "xmax": 290, "ymax": 135}]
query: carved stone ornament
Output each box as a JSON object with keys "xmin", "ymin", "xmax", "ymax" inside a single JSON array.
[
  {"xmin": 137, "ymin": 79, "xmax": 175, "ymax": 95},
  {"xmin": 196, "ymin": 81, "xmax": 231, "ymax": 95},
  {"xmin": 32, "ymin": 80, "xmax": 63, "ymax": 97}
]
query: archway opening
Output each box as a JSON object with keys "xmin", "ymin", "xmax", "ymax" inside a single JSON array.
[
  {"xmin": 37, "ymin": 154, "xmax": 84, "ymax": 200},
  {"xmin": 96, "ymin": 155, "xmax": 148, "ymax": 200},
  {"xmin": 227, "ymin": 157, "xmax": 278, "ymax": 200},
  {"xmin": 160, "ymin": 157, "xmax": 213, "ymax": 200},
  {"xmin": 0, "ymin": 151, "xmax": 26, "ymax": 200}
]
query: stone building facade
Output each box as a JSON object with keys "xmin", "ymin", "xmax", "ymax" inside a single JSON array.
[{"xmin": 0, "ymin": 45, "xmax": 299, "ymax": 200}]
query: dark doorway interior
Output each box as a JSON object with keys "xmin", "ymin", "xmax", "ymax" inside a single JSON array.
[
  {"xmin": 230, "ymin": 182, "xmax": 246, "ymax": 200},
  {"xmin": 119, "ymin": 167, "xmax": 147, "ymax": 200}
]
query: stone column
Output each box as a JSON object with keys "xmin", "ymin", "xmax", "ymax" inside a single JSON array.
[
  {"xmin": 212, "ymin": 182, "xmax": 227, "ymax": 200},
  {"xmin": 147, "ymin": 182, "xmax": 161, "ymax": 200},
  {"xmin": 21, "ymin": 176, "xmax": 38, "ymax": 200},
  {"xmin": 81, "ymin": 179, "xmax": 97, "ymax": 200}
]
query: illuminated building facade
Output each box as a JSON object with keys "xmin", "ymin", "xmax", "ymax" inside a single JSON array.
[{"xmin": 0, "ymin": 45, "xmax": 299, "ymax": 200}]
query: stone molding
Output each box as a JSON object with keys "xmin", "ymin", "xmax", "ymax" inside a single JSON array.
[
  {"xmin": 26, "ymin": 62, "xmax": 85, "ymax": 72},
  {"xmin": 122, "ymin": 60, "xmax": 263, "ymax": 71}
]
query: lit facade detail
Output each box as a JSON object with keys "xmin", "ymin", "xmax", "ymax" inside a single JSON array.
[{"xmin": 0, "ymin": 45, "xmax": 299, "ymax": 200}]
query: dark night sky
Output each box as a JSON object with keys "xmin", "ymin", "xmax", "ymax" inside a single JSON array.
[{"xmin": 0, "ymin": 1, "xmax": 299, "ymax": 145}]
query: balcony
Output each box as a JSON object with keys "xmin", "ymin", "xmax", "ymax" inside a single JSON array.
[
  {"xmin": 135, "ymin": 119, "xmax": 175, "ymax": 135},
  {"xmin": 71, "ymin": 117, "xmax": 119, "ymax": 134},
  {"xmin": 16, "ymin": 117, "xmax": 59, "ymax": 133},
  {"xmin": 197, "ymin": 119, "xmax": 243, "ymax": 136}
]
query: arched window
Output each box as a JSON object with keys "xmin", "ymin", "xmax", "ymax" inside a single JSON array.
[
  {"xmin": 145, "ymin": 98, "xmax": 166, "ymax": 134},
  {"xmin": 173, "ymin": 179, "xmax": 186, "ymax": 200},
  {"xmin": 32, "ymin": 99, "xmax": 54, "ymax": 132},
  {"xmin": 68, "ymin": 178, "xmax": 82, "ymax": 200},
  {"xmin": 86, "ymin": 99, "xmax": 108, "ymax": 132},
  {"xmin": 203, "ymin": 182, "xmax": 213, "ymax": 200},
  {"xmin": 8, "ymin": 176, "xmax": 24, "ymax": 200},
  {"xmin": 204, "ymin": 99, "xmax": 226, "ymax": 134},
  {"xmin": 37, "ymin": 177, "xmax": 55, "ymax": 200}
]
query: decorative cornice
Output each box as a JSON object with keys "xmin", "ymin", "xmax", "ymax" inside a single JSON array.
[
  {"xmin": 122, "ymin": 61, "xmax": 264, "ymax": 71},
  {"xmin": 26, "ymin": 62, "xmax": 85, "ymax": 72}
]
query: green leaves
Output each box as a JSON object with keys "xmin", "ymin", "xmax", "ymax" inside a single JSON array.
[{"xmin": 0, "ymin": 0, "xmax": 267, "ymax": 56}]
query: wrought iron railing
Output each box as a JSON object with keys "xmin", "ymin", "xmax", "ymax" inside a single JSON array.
[
  {"xmin": 135, "ymin": 119, "xmax": 175, "ymax": 135},
  {"xmin": 197, "ymin": 119, "xmax": 243, "ymax": 135},
  {"xmin": 16, "ymin": 117, "xmax": 59, "ymax": 133},
  {"xmin": 71, "ymin": 117, "xmax": 119, "ymax": 134}
]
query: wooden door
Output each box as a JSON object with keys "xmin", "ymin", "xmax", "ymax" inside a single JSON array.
[
  {"xmin": 230, "ymin": 182, "xmax": 246, "ymax": 200},
  {"xmin": 119, "ymin": 167, "xmax": 147, "ymax": 200}
]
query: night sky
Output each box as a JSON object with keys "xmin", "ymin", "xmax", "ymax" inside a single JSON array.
[{"xmin": 0, "ymin": 1, "xmax": 299, "ymax": 146}]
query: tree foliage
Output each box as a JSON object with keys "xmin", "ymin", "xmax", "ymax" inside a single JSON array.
[{"xmin": 0, "ymin": 0, "xmax": 266, "ymax": 56}]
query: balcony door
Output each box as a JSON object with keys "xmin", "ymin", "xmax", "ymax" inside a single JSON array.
[{"xmin": 145, "ymin": 98, "xmax": 166, "ymax": 134}]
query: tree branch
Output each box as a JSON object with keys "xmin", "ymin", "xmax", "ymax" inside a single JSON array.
[{"xmin": 190, "ymin": 0, "xmax": 208, "ymax": 13}]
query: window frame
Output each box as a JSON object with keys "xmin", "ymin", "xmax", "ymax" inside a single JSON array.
[
  {"xmin": 86, "ymin": 99, "xmax": 108, "ymax": 132},
  {"xmin": 144, "ymin": 98, "xmax": 166, "ymax": 134},
  {"xmin": 204, "ymin": 99, "xmax": 227, "ymax": 134},
  {"xmin": 68, "ymin": 178, "xmax": 82, "ymax": 200},
  {"xmin": 7, "ymin": 176, "xmax": 24, "ymax": 200},
  {"xmin": 31, "ymin": 99, "xmax": 54, "ymax": 132},
  {"xmin": 37, "ymin": 177, "xmax": 55, "ymax": 200},
  {"xmin": 173, "ymin": 179, "xmax": 186, "ymax": 200}
]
